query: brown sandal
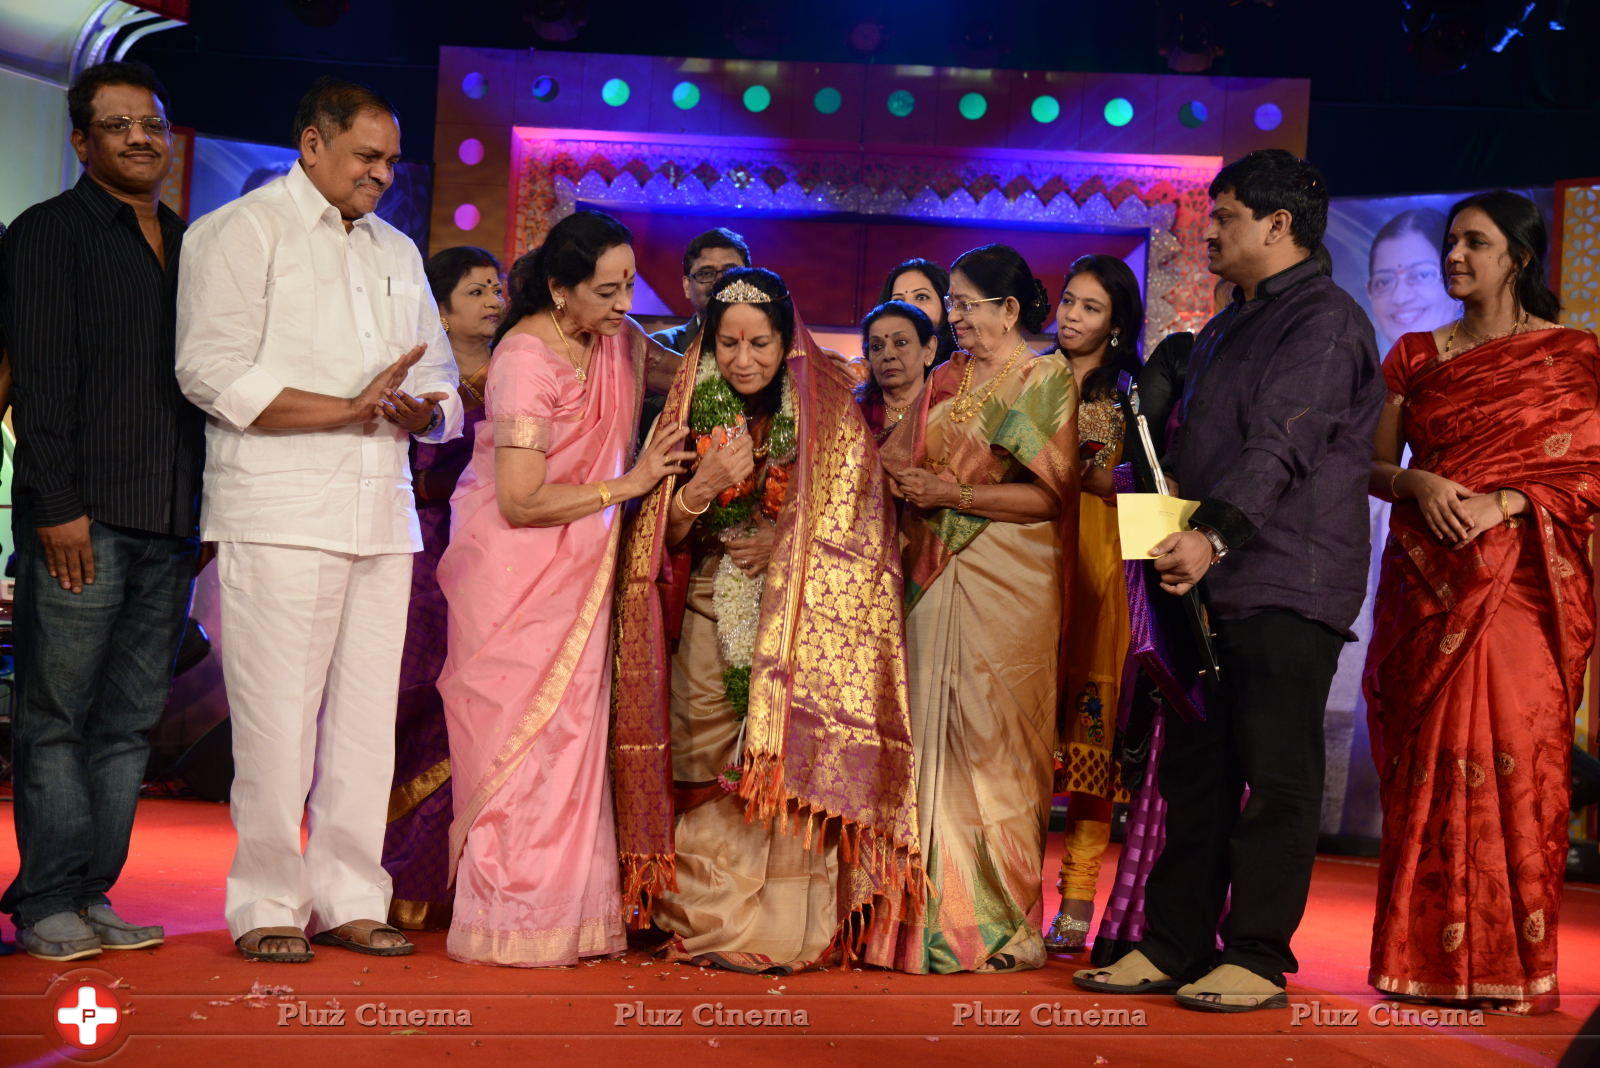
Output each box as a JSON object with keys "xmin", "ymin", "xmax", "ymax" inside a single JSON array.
[
  {"xmin": 236, "ymin": 926, "xmax": 314, "ymax": 963},
  {"xmin": 1174, "ymin": 964, "xmax": 1288, "ymax": 1013},
  {"xmin": 310, "ymin": 919, "xmax": 415, "ymax": 957}
]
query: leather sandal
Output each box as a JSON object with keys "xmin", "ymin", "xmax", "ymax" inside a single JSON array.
[
  {"xmin": 1072, "ymin": 949, "xmax": 1182, "ymax": 994},
  {"xmin": 1174, "ymin": 964, "xmax": 1288, "ymax": 1013},
  {"xmin": 236, "ymin": 926, "xmax": 314, "ymax": 963},
  {"xmin": 310, "ymin": 919, "xmax": 415, "ymax": 957}
]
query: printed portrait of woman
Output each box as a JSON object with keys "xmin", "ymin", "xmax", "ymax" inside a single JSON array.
[{"xmin": 1366, "ymin": 208, "xmax": 1458, "ymax": 351}]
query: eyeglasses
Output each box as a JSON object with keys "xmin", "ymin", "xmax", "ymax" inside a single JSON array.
[
  {"xmin": 1367, "ymin": 265, "xmax": 1442, "ymax": 297},
  {"xmin": 689, "ymin": 265, "xmax": 735, "ymax": 286},
  {"xmin": 90, "ymin": 116, "xmax": 171, "ymax": 136},
  {"xmin": 942, "ymin": 295, "xmax": 1004, "ymax": 315}
]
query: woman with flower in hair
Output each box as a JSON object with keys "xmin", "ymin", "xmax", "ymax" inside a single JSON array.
[
  {"xmin": 869, "ymin": 244, "xmax": 1080, "ymax": 973},
  {"xmin": 611, "ymin": 267, "xmax": 920, "ymax": 973}
]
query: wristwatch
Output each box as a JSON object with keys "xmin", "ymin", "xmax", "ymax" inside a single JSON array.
[{"xmin": 1192, "ymin": 524, "xmax": 1229, "ymax": 564}]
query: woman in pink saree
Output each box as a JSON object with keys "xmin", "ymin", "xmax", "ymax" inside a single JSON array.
[{"xmin": 437, "ymin": 212, "xmax": 689, "ymax": 967}]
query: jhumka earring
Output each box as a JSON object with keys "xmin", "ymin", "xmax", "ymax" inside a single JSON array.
[{"xmin": 440, "ymin": 315, "xmax": 450, "ymax": 334}]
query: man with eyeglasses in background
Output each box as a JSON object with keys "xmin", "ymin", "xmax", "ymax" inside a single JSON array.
[
  {"xmin": 640, "ymin": 228, "xmax": 753, "ymax": 439},
  {"xmin": 0, "ymin": 61, "xmax": 204, "ymax": 961}
]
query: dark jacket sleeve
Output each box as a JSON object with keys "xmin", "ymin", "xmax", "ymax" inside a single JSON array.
[
  {"xmin": 2, "ymin": 208, "xmax": 85, "ymax": 525},
  {"xmin": 1191, "ymin": 304, "xmax": 1379, "ymax": 548},
  {"xmin": 1137, "ymin": 332, "xmax": 1192, "ymax": 461}
]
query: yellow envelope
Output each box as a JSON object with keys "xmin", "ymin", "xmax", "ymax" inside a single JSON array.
[{"xmin": 1116, "ymin": 494, "xmax": 1200, "ymax": 560}]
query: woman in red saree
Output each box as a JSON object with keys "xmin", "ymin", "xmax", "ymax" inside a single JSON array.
[{"xmin": 1365, "ymin": 191, "xmax": 1600, "ymax": 1015}]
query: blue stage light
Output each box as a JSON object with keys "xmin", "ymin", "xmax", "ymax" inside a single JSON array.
[
  {"xmin": 814, "ymin": 87, "xmax": 843, "ymax": 114},
  {"xmin": 601, "ymin": 78, "xmax": 630, "ymax": 107},
  {"xmin": 958, "ymin": 92, "xmax": 987, "ymax": 120},
  {"xmin": 887, "ymin": 89, "xmax": 915, "ymax": 117},
  {"xmin": 1030, "ymin": 95, "xmax": 1060, "ymax": 123},
  {"xmin": 673, "ymin": 81, "xmax": 701, "ymax": 110},
  {"xmin": 744, "ymin": 85, "xmax": 772, "ymax": 113}
]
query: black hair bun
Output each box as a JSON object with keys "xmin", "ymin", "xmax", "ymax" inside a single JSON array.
[{"xmin": 1021, "ymin": 277, "xmax": 1051, "ymax": 333}]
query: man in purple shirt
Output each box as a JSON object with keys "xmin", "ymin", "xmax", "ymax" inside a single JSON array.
[{"xmin": 1076, "ymin": 150, "xmax": 1383, "ymax": 1011}]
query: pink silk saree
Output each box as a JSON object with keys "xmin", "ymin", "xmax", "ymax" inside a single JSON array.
[{"xmin": 436, "ymin": 329, "xmax": 641, "ymax": 966}]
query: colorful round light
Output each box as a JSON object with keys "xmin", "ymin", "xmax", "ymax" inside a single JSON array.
[
  {"xmin": 743, "ymin": 85, "xmax": 772, "ymax": 113},
  {"xmin": 1030, "ymin": 94, "xmax": 1061, "ymax": 123},
  {"xmin": 1103, "ymin": 97, "xmax": 1134, "ymax": 127},
  {"xmin": 814, "ymin": 87, "xmax": 842, "ymax": 115},
  {"xmin": 453, "ymin": 204, "xmax": 481, "ymax": 231},
  {"xmin": 601, "ymin": 78, "xmax": 630, "ymax": 107},
  {"xmin": 887, "ymin": 89, "xmax": 915, "ymax": 117},
  {"xmin": 958, "ymin": 92, "xmax": 987, "ymax": 120},
  {"xmin": 1179, "ymin": 100, "xmax": 1208, "ymax": 128},
  {"xmin": 1254, "ymin": 103, "xmax": 1284, "ymax": 131},
  {"xmin": 456, "ymin": 138, "xmax": 484, "ymax": 166},
  {"xmin": 530, "ymin": 75, "xmax": 558, "ymax": 102},
  {"xmin": 460, "ymin": 72, "xmax": 487, "ymax": 100},
  {"xmin": 672, "ymin": 81, "xmax": 700, "ymax": 110}
]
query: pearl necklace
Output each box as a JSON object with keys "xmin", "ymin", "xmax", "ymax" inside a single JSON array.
[{"xmin": 948, "ymin": 341, "xmax": 1027, "ymax": 423}]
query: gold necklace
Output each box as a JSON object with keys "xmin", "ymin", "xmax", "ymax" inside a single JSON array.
[
  {"xmin": 1442, "ymin": 311, "xmax": 1528, "ymax": 359},
  {"xmin": 550, "ymin": 310, "xmax": 588, "ymax": 383},
  {"xmin": 948, "ymin": 341, "xmax": 1026, "ymax": 423}
]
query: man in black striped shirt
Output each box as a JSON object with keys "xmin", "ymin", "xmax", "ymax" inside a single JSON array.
[{"xmin": 0, "ymin": 61, "xmax": 203, "ymax": 962}]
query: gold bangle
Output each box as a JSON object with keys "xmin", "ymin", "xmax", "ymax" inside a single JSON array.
[
  {"xmin": 596, "ymin": 481, "xmax": 612, "ymax": 508},
  {"xmin": 1389, "ymin": 468, "xmax": 1403, "ymax": 501},
  {"xmin": 957, "ymin": 483, "xmax": 974, "ymax": 512},
  {"xmin": 676, "ymin": 486, "xmax": 710, "ymax": 516},
  {"xmin": 1497, "ymin": 488, "xmax": 1511, "ymax": 523}
]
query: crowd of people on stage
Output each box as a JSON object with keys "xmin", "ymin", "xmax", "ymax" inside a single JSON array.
[{"xmin": 3, "ymin": 60, "xmax": 1598, "ymax": 1020}]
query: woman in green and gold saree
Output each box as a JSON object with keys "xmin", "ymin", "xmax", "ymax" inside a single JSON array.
[
  {"xmin": 610, "ymin": 268, "xmax": 921, "ymax": 974},
  {"xmin": 867, "ymin": 244, "xmax": 1080, "ymax": 973}
]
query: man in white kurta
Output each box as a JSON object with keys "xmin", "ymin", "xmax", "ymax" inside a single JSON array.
[{"xmin": 176, "ymin": 82, "xmax": 460, "ymax": 959}]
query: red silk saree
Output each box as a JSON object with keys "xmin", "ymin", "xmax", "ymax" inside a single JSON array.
[{"xmin": 1364, "ymin": 327, "xmax": 1600, "ymax": 1014}]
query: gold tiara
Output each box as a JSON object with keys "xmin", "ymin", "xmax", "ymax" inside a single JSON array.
[{"xmin": 714, "ymin": 278, "xmax": 773, "ymax": 304}]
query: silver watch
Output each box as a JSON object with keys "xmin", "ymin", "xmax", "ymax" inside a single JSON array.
[{"xmin": 1194, "ymin": 525, "xmax": 1229, "ymax": 563}]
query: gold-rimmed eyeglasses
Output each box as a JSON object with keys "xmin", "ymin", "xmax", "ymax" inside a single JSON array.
[
  {"xmin": 90, "ymin": 116, "xmax": 171, "ymax": 137},
  {"xmin": 943, "ymin": 295, "xmax": 1004, "ymax": 315}
]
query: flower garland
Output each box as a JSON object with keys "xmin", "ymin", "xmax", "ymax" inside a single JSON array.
[{"xmin": 685, "ymin": 356, "xmax": 798, "ymax": 790}]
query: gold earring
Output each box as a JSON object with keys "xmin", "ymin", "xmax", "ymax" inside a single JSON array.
[
  {"xmin": 440, "ymin": 314, "xmax": 450, "ymax": 334},
  {"xmin": 555, "ymin": 298, "xmax": 566, "ymax": 314}
]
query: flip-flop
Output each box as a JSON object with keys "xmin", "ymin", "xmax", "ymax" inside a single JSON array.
[
  {"xmin": 1174, "ymin": 964, "xmax": 1287, "ymax": 1013},
  {"xmin": 236, "ymin": 926, "xmax": 314, "ymax": 963},
  {"xmin": 311, "ymin": 919, "xmax": 415, "ymax": 957},
  {"xmin": 1072, "ymin": 950, "xmax": 1182, "ymax": 994}
]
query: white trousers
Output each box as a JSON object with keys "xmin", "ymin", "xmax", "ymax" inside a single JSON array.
[{"xmin": 217, "ymin": 542, "xmax": 411, "ymax": 938}]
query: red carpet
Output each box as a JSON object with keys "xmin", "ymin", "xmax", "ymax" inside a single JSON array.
[{"xmin": 1, "ymin": 799, "xmax": 1597, "ymax": 1065}]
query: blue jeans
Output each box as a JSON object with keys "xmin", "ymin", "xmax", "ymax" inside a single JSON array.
[{"xmin": 1, "ymin": 513, "xmax": 197, "ymax": 929}]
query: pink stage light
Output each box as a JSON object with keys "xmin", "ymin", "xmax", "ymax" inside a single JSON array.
[
  {"xmin": 454, "ymin": 203, "xmax": 481, "ymax": 231},
  {"xmin": 457, "ymin": 138, "xmax": 485, "ymax": 166}
]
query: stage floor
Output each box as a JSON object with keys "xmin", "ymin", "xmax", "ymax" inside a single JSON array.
[{"xmin": 0, "ymin": 799, "xmax": 1596, "ymax": 1065}]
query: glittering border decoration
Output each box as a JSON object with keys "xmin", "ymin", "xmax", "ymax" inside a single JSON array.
[{"xmin": 511, "ymin": 133, "xmax": 1219, "ymax": 350}]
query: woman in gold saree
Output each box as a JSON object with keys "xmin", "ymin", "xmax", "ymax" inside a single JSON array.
[
  {"xmin": 611, "ymin": 268, "xmax": 920, "ymax": 973},
  {"xmin": 869, "ymin": 244, "xmax": 1080, "ymax": 973}
]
